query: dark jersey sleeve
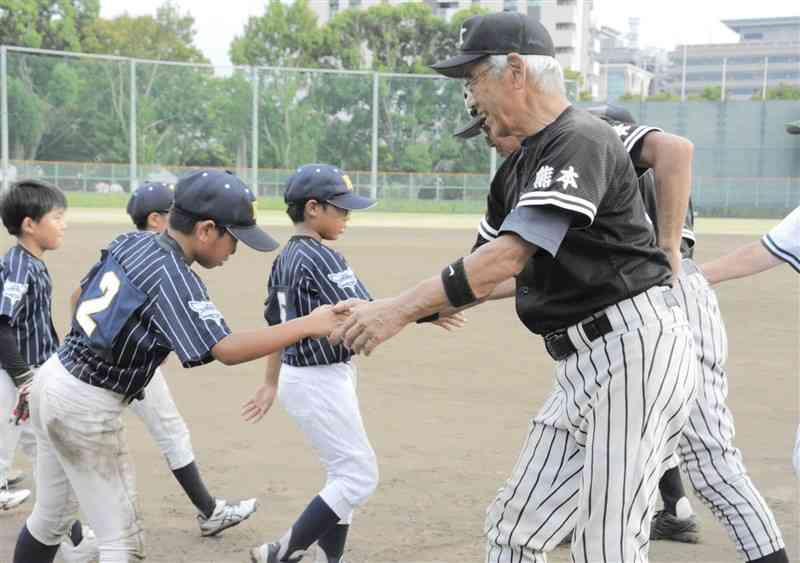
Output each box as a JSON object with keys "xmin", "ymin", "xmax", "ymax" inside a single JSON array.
[
  {"xmin": 154, "ymin": 268, "xmax": 231, "ymax": 367},
  {"xmin": 472, "ymin": 155, "xmax": 515, "ymax": 253},
  {"xmin": 516, "ymin": 128, "xmax": 614, "ymax": 228}
]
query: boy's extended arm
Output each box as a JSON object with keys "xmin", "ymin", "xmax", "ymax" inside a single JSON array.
[{"xmin": 701, "ymin": 240, "xmax": 785, "ymax": 285}]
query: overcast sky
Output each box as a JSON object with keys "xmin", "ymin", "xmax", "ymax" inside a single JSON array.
[{"xmin": 100, "ymin": 0, "xmax": 800, "ymax": 68}]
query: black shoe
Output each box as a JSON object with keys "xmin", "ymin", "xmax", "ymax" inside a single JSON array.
[{"xmin": 650, "ymin": 510, "xmax": 700, "ymax": 543}]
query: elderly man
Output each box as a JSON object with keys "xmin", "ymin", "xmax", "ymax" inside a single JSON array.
[
  {"xmin": 332, "ymin": 13, "xmax": 697, "ymax": 562},
  {"xmin": 457, "ymin": 99, "xmax": 789, "ymax": 562}
]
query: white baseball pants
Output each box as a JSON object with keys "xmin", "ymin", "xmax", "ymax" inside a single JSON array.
[
  {"xmin": 25, "ymin": 355, "xmax": 145, "ymax": 562},
  {"xmin": 485, "ymin": 286, "xmax": 698, "ymax": 563},
  {"xmin": 278, "ymin": 361, "xmax": 378, "ymax": 523},
  {"xmin": 129, "ymin": 367, "xmax": 195, "ymax": 471},
  {"xmin": 0, "ymin": 368, "xmax": 37, "ymax": 486}
]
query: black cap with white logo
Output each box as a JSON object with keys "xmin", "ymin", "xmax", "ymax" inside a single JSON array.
[
  {"xmin": 173, "ymin": 169, "xmax": 279, "ymax": 252},
  {"xmin": 431, "ymin": 13, "xmax": 555, "ymax": 79},
  {"xmin": 284, "ymin": 164, "xmax": 376, "ymax": 211}
]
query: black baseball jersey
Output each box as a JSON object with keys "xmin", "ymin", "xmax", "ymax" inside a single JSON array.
[
  {"xmin": 0, "ymin": 246, "xmax": 59, "ymax": 367},
  {"xmin": 58, "ymin": 232, "xmax": 231, "ymax": 400},
  {"xmin": 265, "ymin": 235, "xmax": 371, "ymax": 366},
  {"xmin": 605, "ymin": 120, "xmax": 696, "ymax": 258},
  {"xmin": 474, "ymin": 106, "xmax": 672, "ymax": 335}
]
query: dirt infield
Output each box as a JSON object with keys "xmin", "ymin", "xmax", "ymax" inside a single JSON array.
[{"xmin": 1, "ymin": 223, "xmax": 797, "ymax": 563}]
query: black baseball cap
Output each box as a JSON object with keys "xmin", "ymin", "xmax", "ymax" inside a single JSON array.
[
  {"xmin": 431, "ymin": 13, "xmax": 555, "ymax": 79},
  {"xmin": 587, "ymin": 104, "xmax": 636, "ymax": 125},
  {"xmin": 126, "ymin": 182, "xmax": 174, "ymax": 224},
  {"xmin": 173, "ymin": 169, "xmax": 278, "ymax": 252},
  {"xmin": 284, "ymin": 164, "xmax": 376, "ymax": 211},
  {"xmin": 454, "ymin": 89, "xmax": 485, "ymax": 140}
]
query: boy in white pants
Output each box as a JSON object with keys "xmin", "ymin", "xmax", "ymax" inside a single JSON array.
[
  {"xmin": 125, "ymin": 182, "xmax": 258, "ymax": 536},
  {"xmin": 245, "ymin": 164, "xmax": 463, "ymax": 563}
]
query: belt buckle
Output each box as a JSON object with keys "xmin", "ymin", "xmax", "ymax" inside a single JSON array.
[{"xmin": 544, "ymin": 329, "xmax": 566, "ymax": 360}]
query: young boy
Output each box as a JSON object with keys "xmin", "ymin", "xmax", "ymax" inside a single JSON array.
[
  {"xmin": 125, "ymin": 181, "xmax": 259, "ymax": 536},
  {"xmin": 0, "ymin": 179, "xmax": 65, "ymax": 513},
  {"xmin": 12, "ymin": 170, "xmax": 342, "ymax": 563},
  {"xmin": 244, "ymin": 164, "xmax": 379, "ymax": 563}
]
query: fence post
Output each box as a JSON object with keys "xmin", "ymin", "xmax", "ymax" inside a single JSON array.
[
  {"xmin": 371, "ymin": 72, "xmax": 378, "ymax": 200},
  {"xmin": 462, "ymin": 173, "xmax": 466, "ymax": 201},
  {"xmin": 54, "ymin": 162, "xmax": 59, "ymax": 187},
  {"xmin": 490, "ymin": 147, "xmax": 497, "ymax": 180},
  {"xmin": 83, "ymin": 162, "xmax": 87, "ymax": 192},
  {"xmin": 721, "ymin": 57, "xmax": 727, "ymax": 102},
  {"xmin": 680, "ymin": 44, "xmax": 687, "ymax": 102},
  {"xmin": 761, "ymin": 56, "xmax": 768, "ymax": 100},
  {"xmin": 1, "ymin": 46, "xmax": 8, "ymax": 194},
  {"xmin": 129, "ymin": 59, "xmax": 138, "ymax": 191},
  {"xmin": 408, "ymin": 173, "xmax": 413, "ymax": 200},
  {"xmin": 251, "ymin": 67, "xmax": 259, "ymax": 195}
]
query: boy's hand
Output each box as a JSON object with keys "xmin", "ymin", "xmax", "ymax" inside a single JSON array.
[
  {"xmin": 307, "ymin": 304, "xmax": 347, "ymax": 338},
  {"xmin": 12, "ymin": 380, "xmax": 33, "ymax": 425},
  {"xmin": 241, "ymin": 383, "xmax": 277, "ymax": 423},
  {"xmin": 431, "ymin": 312, "xmax": 467, "ymax": 331}
]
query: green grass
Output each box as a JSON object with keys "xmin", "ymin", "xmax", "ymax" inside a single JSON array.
[{"xmin": 66, "ymin": 192, "xmax": 487, "ymax": 214}]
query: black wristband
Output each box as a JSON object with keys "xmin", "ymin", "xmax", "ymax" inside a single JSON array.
[
  {"xmin": 416, "ymin": 313, "xmax": 440, "ymax": 324},
  {"xmin": 441, "ymin": 257, "xmax": 478, "ymax": 308}
]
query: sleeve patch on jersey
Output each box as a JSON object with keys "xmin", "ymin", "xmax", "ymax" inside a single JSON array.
[
  {"xmin": 188, "ymin": 301, "xmax": 225, "ymax": 327},
  {"xmin": 532, "ymin": 165, "xmax": 554, "ymax": 189},
  {"xmin": 554, "ymin": 166, "xmax": 580, "ymax": 191},
  {"xmin": 2, "ymin": 282, "xmax": 28, "ymax": 307},
  {"xmin": 327, "ymin": 268, "xmax": 359, "ymax": 291},
  {"xmin": 613, "ymin": 123, "xmax": 631, "ymax": 137}
]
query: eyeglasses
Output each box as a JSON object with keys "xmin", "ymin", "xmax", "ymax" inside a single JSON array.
[{"xmin": 465, "ymin": 65, "xmax": 492, "ymax": 91}]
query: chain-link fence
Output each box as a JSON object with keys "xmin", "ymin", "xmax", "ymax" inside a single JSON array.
[{"xmin": 2, "ymin": 46, "xmax": 798, "ymax": 217}]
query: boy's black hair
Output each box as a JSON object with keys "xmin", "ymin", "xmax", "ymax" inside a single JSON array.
[
  {"xmin": 1, "ymin": 179, "xmax": 67, "ymax": 236},
  {"xmin": 286, "ymin": 199, "xmax": 329, "ymax": 225},
  {"xmin": 133, "ymin": 215, "xmax": 150, "ymax": 231},
  {"xmin": 168, "ymin": 208, "xmax": 226, "ymax": 236}
]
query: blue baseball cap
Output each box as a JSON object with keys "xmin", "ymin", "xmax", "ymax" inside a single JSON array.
[
  {"xmin": 284, "ymin": 164, "xmax": 376, "ymax": 211},
  {"xmin": 127, "ymin": 182, "xmax": 174, "ymax": 224},
  {"xmin": 173, "ymin": 169, "xmax": 279, "ymax": 252}
]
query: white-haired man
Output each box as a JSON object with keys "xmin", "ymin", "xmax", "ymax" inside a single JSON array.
[{"xmin": 331, "ymin": 13, "xmax": 697, "ymax": 563}]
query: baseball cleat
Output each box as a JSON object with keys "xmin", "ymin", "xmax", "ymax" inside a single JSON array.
[
  {"xmin": 650, "ymin": 510, "xmax": 700, "ymax": 543},
  {"xmin": 0, "ymin": 486, "xmax": 31, "ymax": 510},
  {"xmin": 7, "ymin": 468, "xmax": 25, "ymax": 488},
  {"xmin": 249, "ymin": 542, "xmax": 306, "ymax": 563},
  {"xmin": 60, "ymin": 523, "xmax": 99, "ymax": 563},
  {"xmin": 198, "ymin": 498, "xmax": 258, "ymax": 537},
  {"xmin": 249, "ymin": 542, "xmax": 278, "ymax": 563},
  {"xmin": 315, "ymin": 546, "xmax": 346, "ymax": 563}
]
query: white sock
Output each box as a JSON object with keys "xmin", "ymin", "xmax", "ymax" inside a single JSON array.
[{"xmin": 675, "ymin": 496, "xmax": 694, "ymax": 519}]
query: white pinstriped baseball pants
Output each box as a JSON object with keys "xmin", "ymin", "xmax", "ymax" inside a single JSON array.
[
  {"xmin": 485, "ymin": 286, "xmax": 698, "ymax": 563},
  {"xmin": 671, "ymin": 261, "xmax": 784, "ymax": 561}
]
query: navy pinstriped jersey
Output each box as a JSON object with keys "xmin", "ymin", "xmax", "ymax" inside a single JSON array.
[
  {"xmin": 0, "ymin": 246, "xmax": 59, "ymax": 367},
  {"xmin": 265, "ymin": 235, "xmax": 371, "ymax": 366},
  {"xmin": 58, "ymin": 232, "xmax": 231, "ymax": 400},
  {"xmin": 606, "ymin": 120, "xmax": 696, "ymax": 258},
  {"xmin": 762, "ymin": 205, "xmax": 800, "ymax": 273},
  {"xmin": 472, "ymin": 106, "xmax": 671, "ymax": 334}
]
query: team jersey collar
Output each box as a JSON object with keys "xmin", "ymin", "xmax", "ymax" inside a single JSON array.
[
  {"xmin": 15, "ymin": 243, "xmax": 45, "ymax": 265},
  {"xmin": 521, "ymin": 105, "xmax": 573, "ymax": 149},
  {"xmin": 156, "ymin": 232, "xmax": 191, "ymax": 265}
]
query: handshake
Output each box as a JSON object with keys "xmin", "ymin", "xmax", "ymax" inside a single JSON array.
[{"xmin": 306, "ymin": 298, "xmax": 465, "ymax": 356}]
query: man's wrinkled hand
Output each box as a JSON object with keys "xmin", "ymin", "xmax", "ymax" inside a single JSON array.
[{"xmin": 329, "ymin": 298, "xmax": 410, "ymax": 356}]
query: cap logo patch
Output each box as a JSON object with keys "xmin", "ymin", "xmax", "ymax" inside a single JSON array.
[
  {"xmin": 342, "ymin": 174, "xmax": 354, "ymax": 191},
  {"xmin": 459, "ymin": 26, "xmax": 467, "ymax": 47}
]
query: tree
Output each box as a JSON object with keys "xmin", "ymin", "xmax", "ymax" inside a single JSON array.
[
  {"xmin": 0, "ymin": 0, "xmax": 100, "ymax": 51},
  {"xmin": 688, "ymin": 85, "xmax": 722, "ymax": 101},
  {"xmin": 229, "ymin": 0, "xmax": 320, "ymax": 68}
]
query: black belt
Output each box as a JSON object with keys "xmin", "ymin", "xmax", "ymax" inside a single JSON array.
[
  {"xmin": 543, "ymin": 289, "xmax": 680, "ymax": 361},
  {"xmin": 543, "ymin": 314, "xmax": 613, "ymax": 362}
]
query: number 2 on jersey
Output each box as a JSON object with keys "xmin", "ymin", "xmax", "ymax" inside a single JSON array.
[{"xmin": 76, "ymin": 271, "xmax": 121, "ymax": 336}]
